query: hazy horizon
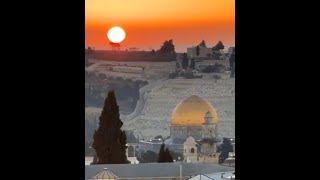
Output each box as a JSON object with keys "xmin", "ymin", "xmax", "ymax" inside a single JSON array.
[
  {"xmin": 86, "ymin": 43, "xmax": 235, "ymax": 53},
  {"xmin": 85, "ymin": 0, "xmax": 234, "ymax": 53}
]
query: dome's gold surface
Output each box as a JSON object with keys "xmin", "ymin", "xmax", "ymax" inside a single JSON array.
[{"xmin": 171, "ymin": 95, "xmax": 218, "ymax": 126}]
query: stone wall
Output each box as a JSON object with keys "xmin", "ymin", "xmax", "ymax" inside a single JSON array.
[
  {"xmin": 197, "ymin": 154, "xmax": 219, "ymax": 164},
  {"xmin": 170, "ymin": 126, "xmax": 202, "ymax": 140}
]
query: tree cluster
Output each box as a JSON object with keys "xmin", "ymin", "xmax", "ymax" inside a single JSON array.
[
  {"xmin": 212, "ymin": 41, "xmax": 224, "ymax": 51},
  {"xmin": 137, "ymin": 150, "xmax": 158, "ymax": 163},
  {"xmin": 158, "ymin": 39, "xmax": 176, "ymax": 55},
  {"xmin": 217, "ymin": 138, "xmax": 234, "ymax": 163},
  {"xmin": 85, "ymin": 72, "xmax": 147, "ymax": 111},
  {"xmin": 199, "ymin": 40, "xmax": 207, "ymax": 47}
]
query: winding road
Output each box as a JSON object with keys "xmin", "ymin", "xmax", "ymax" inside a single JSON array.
[{"xmin": 123, "ymin": 78, "xmax": 166, "ymax": 122}]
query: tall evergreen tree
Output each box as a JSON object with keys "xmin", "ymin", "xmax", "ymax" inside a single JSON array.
[
  {"xmin": 158, "ymin": 143, "xmax": 166, "ymax": 163},
  {"xmin": 196, "ymin": 46, "xmax": 200, "ymax": 56},
  {"xmin": 181, "ymin": 53, "xmax": 189, "ymax": 69},
  {"xmin": 158, "ymin": 143, "xmax": 174, "ymax": 163},
  {"xmin": 92, "ymin": 90, "xmax": 129, "ymax": 164},
  {"xmin": 164, "ymin": 148, "xmax": 174, "ymax": 162}
]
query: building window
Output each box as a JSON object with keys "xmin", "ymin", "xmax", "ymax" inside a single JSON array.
[
  {"xmin": 185, "ymin": 149, "xmax": 186, "ymax": 153},
  {"xmin": 191, "ymin": 148, "xmax": 194, "ymax": 153}
]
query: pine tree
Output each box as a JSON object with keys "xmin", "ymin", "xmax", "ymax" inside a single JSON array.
[{"xmin": 92, "ymin": 90, "xmax": 129, "ymax": 164}]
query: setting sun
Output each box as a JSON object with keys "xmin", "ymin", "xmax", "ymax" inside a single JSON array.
[
  {"xmin": 107, "ymin": 26, "xmax": 126, "ymax": 43},
  {"xmin": 86, "ymin": 0, "xmax": 234, "ymax": 51}
]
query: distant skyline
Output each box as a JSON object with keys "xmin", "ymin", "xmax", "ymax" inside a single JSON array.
[{"xmin": 85, "ymin": 0, "xmax": 235, "ymax": 53}]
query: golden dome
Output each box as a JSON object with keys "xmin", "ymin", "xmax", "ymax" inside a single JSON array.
[{"xmin": 171, "ymin": 95, "xmax": 218, "ymax": 126}]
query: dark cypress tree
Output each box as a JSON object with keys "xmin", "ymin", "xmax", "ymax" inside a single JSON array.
[
  {"xmin": 158, "ymin": 143, "xmax": 173, "ymax": 163},
  {"xmin": 181, "ymin": 53, "xmax": 189, "ymax": 69},
  {"xmin": 158, "ymin": 143, "xmax": 166, "ymax": 163},
  {"xmin": 196, "ymin": 46, "xmax": 200, "ymax": 56},
  {"xmin": 164, "ymin": 148, "xmax": 174, "ymax": 162},
  {"xmin": 92, "ymin": 90, "xmax": 129, "ymax": 164}
]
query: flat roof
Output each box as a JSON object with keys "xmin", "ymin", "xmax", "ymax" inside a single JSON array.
[{"xmin": 85, "ymin": 163, "xmax": 234, "ymax": 179}]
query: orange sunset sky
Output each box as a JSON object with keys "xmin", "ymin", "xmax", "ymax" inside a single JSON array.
[{"xmin": 85, "ymin": 0, "xmax": 235, "ymax": 52}]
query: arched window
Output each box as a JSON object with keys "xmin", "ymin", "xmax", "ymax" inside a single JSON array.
[{"xmin": 191, "ymin": 148, "xmax": 194, "ymax": 153}]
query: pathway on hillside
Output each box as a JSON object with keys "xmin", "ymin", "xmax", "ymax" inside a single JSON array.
[{"xmin": 122, "ymin": 78, "xmax": 166, "ymax": 122}]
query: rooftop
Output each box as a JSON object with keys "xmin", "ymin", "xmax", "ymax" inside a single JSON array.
[{"xmin": 85, "ymin": 163, "xmax": 234, "ymax": 179}]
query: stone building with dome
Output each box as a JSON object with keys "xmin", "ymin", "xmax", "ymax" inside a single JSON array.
[
  {"xmin": 164, "ymin": 95, "xmax": 220, "ymax": 163},
  {"xmin": 137, "ymin": 95, "xmax": 223, "ymax": 164},
  {"xmin": 170, "ymin": 95, "xmax": 219, "ymax": 140}
]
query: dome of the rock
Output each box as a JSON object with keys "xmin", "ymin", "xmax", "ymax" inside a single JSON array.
[{"xmin": 171, "ymin": 95, "xmax": 218, "ymax": 126}]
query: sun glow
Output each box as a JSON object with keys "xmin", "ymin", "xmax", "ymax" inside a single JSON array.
[{"xmin": 107, "ymin": 26, "xmax": 126, "ymax": 43}]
